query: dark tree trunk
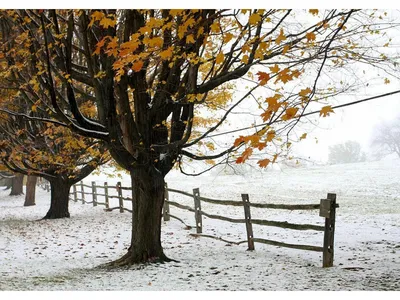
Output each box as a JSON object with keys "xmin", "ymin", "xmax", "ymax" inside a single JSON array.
[
  {"xmin": 108, "ymin": 167, "xmax": 170, "ymax": 266},
  {"xmin": 43, "ymin": 179, "xmax": 71, "ymax": 219},
  {"xmin": 10, "ymin": 174, "xmax": 24, "ymax": 196},
  {"xmin": 24, "ymin": 175, "xmax": 37, "ymax": 206}
]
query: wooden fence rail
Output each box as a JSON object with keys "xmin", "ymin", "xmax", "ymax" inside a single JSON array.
[{"xmin": 60, "ymin": 180, "xmax": 338, "ymax": 268}]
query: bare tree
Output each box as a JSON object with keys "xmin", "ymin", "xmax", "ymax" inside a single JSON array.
[{"xmin": 372, "ymin": 116, "xmax": 400, "ymax": 159}]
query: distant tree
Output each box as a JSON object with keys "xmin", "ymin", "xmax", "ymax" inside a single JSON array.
[
  {"xmin": 24, "ymin": 175, "xmax": 37, "ymax": 206},
  {"xmin": 9, "ymin": 173, "xmax": 24, "ymax": 195},
  {"xmin": 328, "ymin": 140, "xmax": 365, "ymax": 164},
  {"xmin": 372, "ymin": 116, "xmax": 400, "ymax": 159}
]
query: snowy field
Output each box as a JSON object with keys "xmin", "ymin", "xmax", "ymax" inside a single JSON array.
[{"xmin": 0, "ymin": 159, "xmax": 399, "ymax": 291}]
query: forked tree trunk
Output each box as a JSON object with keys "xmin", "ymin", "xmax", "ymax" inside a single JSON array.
[
  {"xmin": 24, "ymin": 175, "xmax": 37, "ymax": 206},
  {"xmin": 109, "ymin": 167, "xmax": 170, "ymax": 266},
  {"xmin": 10, "ymin": 174, "xmax": 24, "ymax": 196},
  {"xmin": 43, "ymin": 179, "xmax": 71, "ymax": 219}
]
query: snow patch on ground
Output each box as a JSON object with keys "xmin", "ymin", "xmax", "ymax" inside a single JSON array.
[{"xmin": 0, "ymin": 160, "xmax": 399, "ymax": 290}]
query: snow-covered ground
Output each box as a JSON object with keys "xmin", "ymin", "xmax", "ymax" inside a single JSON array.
[{"xmin": 0, "ymin": 159, "xmax": 399, "ymax": 291}]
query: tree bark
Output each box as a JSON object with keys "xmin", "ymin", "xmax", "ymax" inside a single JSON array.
[
  {"xmin": 24, "ymin": 175, "xmax": 37, "ymax": 206},
  {"xmin": 43, "ymin": 179, "xmax": 71, "ymax": 219},
  {"xmin": 108, "ymin": 167, "xmax": 171, "ymax": 266},
  {"xmin": 10, "ymin": 174, "xmax": 24, "ymax": 196}
]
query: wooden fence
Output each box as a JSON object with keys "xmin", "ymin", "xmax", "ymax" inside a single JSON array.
[{"xmin": 61, "ymin": 181, "xmax": 338, "ymax": 268}]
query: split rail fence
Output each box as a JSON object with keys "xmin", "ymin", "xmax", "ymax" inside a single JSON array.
[{"xmin": 56, "ymin": 181, "xmax": 338, "ymax": 268}]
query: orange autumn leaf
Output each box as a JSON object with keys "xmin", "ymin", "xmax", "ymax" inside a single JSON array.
[
  {"xmin": 306, "ymin": 32, "xmax": 316, "ymax": 41},
  {"xmin": 99, "ymin": 17, "xmax": 116, "ymax": 28},
  {"xmin": 236, "ymin": 148, "xmax": 253, "ymax": 164},
  {"xmin": 320, "ymin": 106, "xmax": 334, "ymax": 117},
  {"xmin": 132, "ymin": 61, "xmax": 143, "ymax": 72},
  {"xmin": 234, "ymin": 136, "xmax": 245, "ymax": 147},
  {"xmin": 269, "ymin": 64, "xmax": 280, "ymax": 73},
  {"xmin": 249, "ymin": 13, "xmax": 261, "ymax": 25},
  {"xmin": 275, "ymin": 28, "xmax": 286, "ymax": 45},
  {"xmin": 299, "ymin": 87, "xmax": 312, "ymax": 97},
  {"xmin": 216, "ymin": 52, "xmax": 225, "ymax": 64},
  {"xmin": 281, "ymin": 107, "xmax": 299, "ymax": 121},
  {"xmin": 160, "ymin": 47, "xmax": 174, "ymax": 60},
  {"xmin": 256, "ymin": 71, "xmax": 270, "ymax": 85},
  {"xmin": 258, "ymin": 158, "xmax": 270, "ymax": 168}
]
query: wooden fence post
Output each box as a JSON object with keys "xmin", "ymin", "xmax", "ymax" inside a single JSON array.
[
  {"xmin": 323, "ymin": 193, "xmax": 336, "ymax": 267},
  {"xmin": 242, "ymin": 194, "xmax": 255, "ymax": 251},
  {"xmin": 117, "ymin": 181, "xmax": 124, "ymax": 213},
  {"xmin": 193, "ymin": 188, "xmax": 202, "ymax": 233},
  {"xmin": 73, "ymin": 184, "xmax": 77, "ymax": 202},
  {"xmin": 80, "ymin": 181, "xmax": 85, "ymax": 204},
  {"xmin": 163, "ymin": 183, "xmax": 170, "ymax": 221},
  {"xmin": 104, "ymin": 182, "xmax": 109, "ymax": 209},
  {"xmin": 92, "ymin": 181, "xmax": 97, "ymax": 207}
]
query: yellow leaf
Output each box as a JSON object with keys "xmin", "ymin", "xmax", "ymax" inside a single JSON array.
[
  {"xmin": 186, "ymin": 34, "xmax": 195, "ymax": 44},
  {"xmin": 319, "ymin": 105, "xmax": 334, "ymax": 117},
  {"xmin": 299, "ymin": 133, "xmax": 307, "ymax": 140},
  {"xmin": 210, "ymin": 22, "xmax": 220, "ymax": 33},
  {"xmin": 277, "ymin": 68, "xmax": 292, "ymax": 83},
  {"xmin": 384, "ymin": 78, "xmax": 390, "ymax": 84},
  {"xmin": 309, "ymin": 9, "xmax": 319, "ymax": 16},
  {"xmin": 265, "ymin": 96, "xmax": 280, "ymax": 112},
  {"xmin": 281, "ymin": 107, "xmax": 299, "ymax": 121},
  {"xmin": 275, "ymin": 29, "xmax": 286, "ymax": 45},
  {"xmin": 160, "ymin": 46, "xmax": 174, "ymax": 60},
  {"xmin": 282, "ymin": 45, "xmax": 290, "ymax": 55},
  {"xmin": 223, "ymin": 33, "xmax": 234, "ymax": 43},
  {"xmin": 249, "ymin": 13, "xmax": 261, "ymax": 25},
  {"xmin": 258, "ymin": 158, "xmax": 271, "ymax": 168},
  {"xmin": 306, "ymin": 32, "xmax": 316, "ymax": 41},
  {"xmin": 216, "ymin": 52, "xmax": 225, "ymax": 64},
  {"xmin": 89, "ymin": 11, "xmax": 105, "ymax": 27},
  {"xmin": 99, "ymin": 17, "xmax": 116, "ymax": 28},
  {"xmin": 269, "ymin": 64, "xmax": 280, "ymax": 74},
  {"xmin": 266, "ymin": 130, "xmax": 275, "ymax": 142},
  {"xmin": 241, "ymin": 55, "xmax": 249, "ymax": 64},
  {"xmin": 299, "ymin": 87, "xmax": 312, "ymax": 97}
]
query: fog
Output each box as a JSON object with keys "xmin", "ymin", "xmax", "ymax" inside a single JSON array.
[{"xmin": 294, "ymin": 88, "xmax": 400, "ymax": 162}]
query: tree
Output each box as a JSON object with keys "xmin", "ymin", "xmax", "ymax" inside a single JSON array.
[
  {"xmin": 24, "ymin": 175, "xmax": 37, "ymax": 206},
  {"xmin": 0, "ymin": 9, "xmax": 398, "ymax": 265},
  {"xmin": 0, "ymin": 113, "xmax": 109, "ymax": 218},
  {"xmin": 372, "ymin": 116, "xmax": 400, "ymax": 159},
  {"xmin": 328, "ymin": 140, "xmax": 365, "ymax": 164},
  {"xmin": 9, "ymin": 173, "xmax": 24, "ymax": 195}
]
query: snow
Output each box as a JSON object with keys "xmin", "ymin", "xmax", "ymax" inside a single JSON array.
[{"xmin": 0, "ymin": 159, "xmax": 399, "ymax": 291}]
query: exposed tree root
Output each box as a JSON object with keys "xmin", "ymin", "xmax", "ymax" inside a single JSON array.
[
  {"xmin": 42, "ymin": 212, "xmax": 70, "ymax": 220},
  {"xmin": 100, "ymin": 250, "xmax": 178, "ymax": 269}
]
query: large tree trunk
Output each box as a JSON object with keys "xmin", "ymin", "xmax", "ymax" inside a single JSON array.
[
  {"xmin": 10, "ymin": 174, "xmax": 24, "ymax": 196},
  {"xmin": 24, "ymin": 175, "xmax": 37, "ymax": 206},
  {"xmin": 108, "ymin": 167, "xmax": 170, "ymax": 266},
  {"xmin": 43, "ymin": 179, "xmax": 71, "ymax": 219}
]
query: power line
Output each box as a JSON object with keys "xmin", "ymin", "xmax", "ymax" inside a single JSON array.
[{"xmin": 207, "ymin": 89, "xmax": 400, "ymax": 138}]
